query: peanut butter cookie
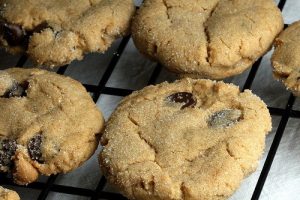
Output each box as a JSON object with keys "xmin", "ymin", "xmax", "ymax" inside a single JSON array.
[
  {"xmin": 0, "ymin": 187, "xmax": 19, "ymax": 200},
  {"xmin": 272, "ymin": 21, "xmax": 300, "ymax": 96},
  {"xmin": 0, "ymin": 68, "xmax": 104, "ymax": 185},
  {"xmin": 0, "ymin": 0, "xmax": 135, "ymax": 67},
  {"xmin": 132, "ymin": 0, "xmax": 283, "ymax": 79},
  {"xmin": 100, "ymin": 78, "xmax": 271, "ymax": 200}
]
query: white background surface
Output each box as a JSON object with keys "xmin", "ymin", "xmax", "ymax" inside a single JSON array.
[{"xmin": 1, "ymin": 0, "xmax": 300, "ymax": 199}]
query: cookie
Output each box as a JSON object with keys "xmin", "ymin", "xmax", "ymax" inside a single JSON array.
[
  {"xmin": 0, "ymin": 0, "xmax": 135, "ymax": 67},
  {"xmin": 271, "ymin": 21, "xmax": 300, "ymax": 96},
  {"xmin": 0, "ymin": 187, "xmax": 20, "ymax": 200},
  {"xmin": 99, "ymin": 78, "xmax": 272, "ymax": 200},
  {"xmin": 132, "ymin": 0, "xmax": 283, "ymax": 79},
  {"xmin": 0, "ymin": 68, "xmax": 104, "ymax": 185}
]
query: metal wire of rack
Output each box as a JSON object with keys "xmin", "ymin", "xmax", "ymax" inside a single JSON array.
[{"xmin": 0, "ymin": 0, "xmax": 298, "ymax": 199}]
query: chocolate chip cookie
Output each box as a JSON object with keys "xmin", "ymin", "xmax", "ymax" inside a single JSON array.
[
  {"xmin": 271, "ymin": 21, "xmax": 300, "ymax": 96},
  {"xmin": 100, "ymin": 78, "xmax": 272, "ymax": 200},
  {"xmin": 0, "ymin": 68, "xmax": 104, "ymax": 185},
  {"xmin": 132, "ymin": 0, "xmax": 283, "ymax": 79},
  {"xmin": 0, "ymin": 0, "xmax": 135, "ymax": 67},
  {"xmin": 0, "ymin": 187, "xmax": 19, "ymax": 200}
]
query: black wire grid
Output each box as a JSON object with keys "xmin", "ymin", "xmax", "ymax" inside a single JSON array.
[{"xmin": 0, "ymin": 0, "xmax": 297, "ymax": 199}]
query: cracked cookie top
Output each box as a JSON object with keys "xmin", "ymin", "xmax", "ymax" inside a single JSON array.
[
  {"xmin": 0, "ymin": 186, "xmax": 20, "ymax": 200},
  {"xmin": 0, "ymin": 0, "xmax": 135, "ymax": 67},
  {"xmin": 100, "ymin": 78, "xmax": 271, "ymax": 200},
  {"xmin": 132, "ymin": 0, "xmax": 283, "ymax": 79},
  {"xmin": 0, "ymin": 68, "xmax": 104, "ymax": 185},
  {"xmin": 271, "ymin": 21, "xmax": 300, "ymax": 96}
]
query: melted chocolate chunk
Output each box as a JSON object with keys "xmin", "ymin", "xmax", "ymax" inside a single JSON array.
[
  {"xmin": 208, "ymin": 109, "xmax": 242, "ymax": 128},
  {"xmin": 32, "ymin": 22, "xmax": 51, "ymax": 33},
  {"xmin": 0, "ymin": 139, "xmax": 17, "ymax": 167},
  {"xmin": 0, "ymin": 21, "xmax": 51, "ymax": 48},
  {"xmin": 2, "ymin": 81, "xmax": 28, "ymax": 98},
  {"xmin": 0, "ymin": 21, "xmax": 25, "ymax": 46},
  {"xmin": 28, "ymin": 134, "xmax": 43, "ymax": 163},
  {"xmin": 167, "ymin": 92, "xmax": 197, "ymax": 109}
]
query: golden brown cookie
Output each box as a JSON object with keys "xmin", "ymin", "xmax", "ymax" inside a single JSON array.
[
  {"xmin": 132, "ymin": 0, "xmax": 283, "ymax": 79},
  {"xmin": 0, "ymin": 68, "xmax": 104, "ymax": 185},
  {"xmin": 271, "ymin": 21, "xmax": 300, "ymax": 96},
  {"xmin": 0, "ymin": 187, "xmax": 19, "ymax": 200},
  {"xmin": 0, "ymin": 0, "xmax": 135, "ymax": 67},
  {"xmin": 100, "ymin": 78, "xmax": 272, "ymax": 200}
]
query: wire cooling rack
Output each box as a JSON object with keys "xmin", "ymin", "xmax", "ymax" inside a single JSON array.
[{"xmin": 1, "ymin": 0, "xmax": 300, "ymax": 199}]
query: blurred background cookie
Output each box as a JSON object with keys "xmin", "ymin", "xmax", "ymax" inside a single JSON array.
[
  {"xmin": 272, "ymin": 21, "xmax": 300, "ymax": 96},
  {"xmin": 0, "ymin": 186, "xmax": 20, "ymax": 200}
]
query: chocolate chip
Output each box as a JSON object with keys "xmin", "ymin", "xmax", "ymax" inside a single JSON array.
[
  {"xmin": 28, "ymin": 134, "xmax": 43, "ymax": 163},
  {"xmin": 23, "ymin": 22, "xmax": 53, "ymax": 48},
  {"xmin": 2, "ymin": 81, "xmax": 28, "ymax": 98},
  {"xmin": 0, "ymin": 21, "xmax": 25, "ymax": 46},
  {"xmin": 32, "ymin": 22, "xmax": 51, "ymax": 33},
  {"xmin": 166, "ymin": 92, "xmax": 197, "ymax": 109},
  {"xmin": 0, "ymin": 20, "xmax": 52, "ymax": 48},
  {"xmin": 0, "ymin": 139, "xmax": 17, "ymax": 167},
  {"xmin": 208, "ymin": 109, "xmax": 242, "ymax": 128}
]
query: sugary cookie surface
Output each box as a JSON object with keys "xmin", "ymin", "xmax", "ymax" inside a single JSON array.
[
  {"xmin": 100, "ymin": 78, "xmax": 272, "ymax": 200},
  {"xmin": 0, "ymin": 0, "xmax": 135, "ymax": 67},
  {"xmin": 0, "ymin": 186, "xmax": 20, "ymax": 200},
  {"xmin": 0, "ymin": 68, "xmax": 104, "ymax": 185},
  {"xmin": 272, "ymin": 21, "xmax": 300, "ymax": 96},
  {"xmin": 132, "ymin": 0, "xmax": 283, "ymax": 79}
]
